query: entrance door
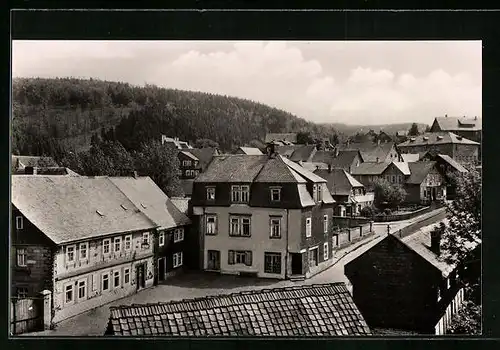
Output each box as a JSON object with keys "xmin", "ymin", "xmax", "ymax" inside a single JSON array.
[
  {"xmin": 136, "ymin": 264, "xmax": 145, "ymax": 290},
  {"xmin": 207, "ymin": 250, "xmax": 220, "ymax": 271},
  {"xmin": 291, "ymin": 253, "xmax": 303, "ymax": 275},
  {"xmin": 158, "ymin": 258, "xmax": 166, "ymax": 282}
]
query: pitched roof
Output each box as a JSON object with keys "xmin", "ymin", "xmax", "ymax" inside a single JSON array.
[
  {"xmin": 106, "ymin": 283, "xmax": 371, "ymax": 336},
  {"xmin": 289, "ymin": 145, "xmax": 317, "ymax": 162},
  {"xmin": 311, "ymin": 150, "xmax": 336, "ymax": 164},
  {"xmin": 280, "ymin": 155, "xmax": 327, "ymax": 183},
  {"xmin": 391, "ymin": 162, "xmax": 411, "ymax": 176},
  {"xmin": 436, "ymin": 154, "xmax": 468, "ymax": 173},
  {"xmin": 170, "ymin": 197, "xmax": 189, "ymax": 215},
  {"xmin": 11, "ymin": 176, "xmax": 158, "ymax": 245},
  {"xmin": 401, "ymin": 153, "xmax": 421, "ymax": 163},
  {"xmin": 265, "ymin": 133, "xmax": 297, "ymax": 143},
  {"xmin": 254, "ymin": 157, "xmax": 306, "ymax": 183},
  {"xmin": 12, "ymin": 155, "xmax": 59, "ymax": 168},
  {"xmin": 339, "ymin": 142, "xmax": 396, "ymax": 162},
  {"xmin": 189, "ymin": 148, "xmax": 219, "ymax": 170},
  {"xmin": 398, "ymin": 132, "xmax": 480, "ymax": 147},
  {"xmin": 109, "ymin": 177, "xmax": 190, "ymax": 229},
  {"xmin": 180, "ymin": 179, "xmax": 195, "ymax": 196},
  {"xmin": 330, "ymin": 150, "xmax": 362, "ymax": 170},
  {"xmin": 314, "ymin": 169, "xmax": 364, "ymax": 196},
  {"xmin": 180, "ymin": 151, "xmax": 198, "ymax": 161},
  {"xmin": 195, "ymin": 155, "xmax": 268, "ymax": 183},
  {"xmin": 406, "ymin": 161, "xmax": 437, "ymax": 184},
  {"xmin": 350, "ymin": 162, "xmax": 390, "ymax": 176},
  {"xmin": 237, "ymin": 147, "xmax": 264, "ymax": 155},
  {"xmin": 433, "ymin": 116, "xmax": 482, "ymax": 132}
]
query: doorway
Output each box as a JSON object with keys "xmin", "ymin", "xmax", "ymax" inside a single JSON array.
[
  {"xmin": 136, "ymin": 263, "xmax": 146, "ymax": 290},
  {"xmin": 291, "ymin": 253, "xmax": 303, "ymax": 275},
  {"xmin": 158, "ymin": 258, "xmax": 166, "ymax": 282},
  {"xmin": 207, "ymin": 250, "xmax": 220, "ymax": 271}
]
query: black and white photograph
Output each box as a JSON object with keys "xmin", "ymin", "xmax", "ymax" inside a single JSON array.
[{"xmin": 10, "ymin": 37, "xmax": 482, "ymax": 337}]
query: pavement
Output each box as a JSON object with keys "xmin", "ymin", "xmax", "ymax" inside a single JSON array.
[{"xmin": 21, "ymin": 208, "xmax": 446, "ymax": 337}]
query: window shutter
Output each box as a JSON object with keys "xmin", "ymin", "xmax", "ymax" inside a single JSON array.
[
  {"xmin": 228, "ymin": 250, "xmax": 235, "ymax": 265},
  {"xmin": 246, "ymin": 251, "xmax": 253, "ymax": 266}
]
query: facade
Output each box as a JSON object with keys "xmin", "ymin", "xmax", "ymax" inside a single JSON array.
[
  {"xmin": 351, "ymin": 161, "xmax": 410, "ymax": 190},
  {"xmin": 430, "ymin": 116, "xmax": 481, "ymax": 143},
  {"xmin": 397, "ymin": 132, "xmax": 480, "ymax": 165},
  {"xmin": 405, "ymin": 162, "xmax": 447, "ymax": 205},
  {"xmin": 190, "ymin": 148, "xmax": 337, "ymax": 280},
  {"xmin": 178, "ymin": 148, "xmax": 219, "ymax": 180},
  {"xmin": 314, "ymin": 168, "xmax": 374, "ymax": 216},
  {"xmin": 344, "ymin": 226, "xmax": 467, "ymax": 334},
  {"xmin": 106, "ymin": 283, "xmax": 372, "ymax": 336}
]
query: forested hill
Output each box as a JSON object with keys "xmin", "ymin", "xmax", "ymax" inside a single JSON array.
[{"xmin": 12, "ymin": 77, "xmax": 342, "ymax": 156}]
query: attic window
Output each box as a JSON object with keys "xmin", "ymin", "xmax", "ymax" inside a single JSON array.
[
  {"xmin": 120, "ymin": 204, "xmax": 128, "ymax": 210},
  {"xmin": 410, "ymin": 137, "xmax": 416, "ymax": 142},
  {"xmin": 423, "ymin": 136, "xmax": 429, "ymax": 141},
  {"xmin": 96, "ymin": 210, "xmax": 104, "ymax": 217}
]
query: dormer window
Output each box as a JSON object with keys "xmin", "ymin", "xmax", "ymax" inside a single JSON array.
[
  {"xmin": 423, "ymin": 136, "xmax": 429, "ymax": 141},
  {"xmin": 317, "ymin": 184, "xmax": 323, "ymax": 202},
  {"xmin": 16, "ymin": 216, "xmax": 23, "ymax": 230},
  {"xmin": 206, "ymin": 187, "xmax": 216, "ymax": 201},
  {"xmin": 270, "ymin": 187, "xmax": 281, "ymax": 202}
]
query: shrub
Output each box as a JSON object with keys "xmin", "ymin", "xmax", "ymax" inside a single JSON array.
[{"xmin": 360, "ymin": 205, "xmax": 375, "ymax": 217}]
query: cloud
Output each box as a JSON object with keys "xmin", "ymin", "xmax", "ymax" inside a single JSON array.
[{"xmin": 11, "ymin": 40, "xmax": 481, "ymax": 125}]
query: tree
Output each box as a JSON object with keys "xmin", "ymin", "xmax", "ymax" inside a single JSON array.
[
  {"xmin": 425, "ymin": 125, "xmax": 431, "ymax": 132},
  {"xmin": 194, "ymin": 138, "xmax": 219, "ymax": 149},
  {"xmin": 296, "ymin": 131, "xmax": 314, "ymax": 145},
  {"xmin": 134, "ymin": 140, "xmax": 183, "ymax": 197},
  {"xmin": 373, "ymin": 178, "xmax": 407, "ymax": 210},
  {"xmin": 37, "ymin": 155, "xmax": 59, "ymax": 167},
  {"xmin": 408, "ymin": 123, "xmax": 420, "ymax": 136},
  {"xmin": 446, "ymin": 301, "xmax": 481, "ymax": 335}
]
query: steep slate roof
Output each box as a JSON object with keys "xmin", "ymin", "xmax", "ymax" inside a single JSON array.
[
  {"xmin": 351, "ymin": 162, "xmax": 390, "ymax": 176},
  {"xmin": 401, "ymin": 153, "xmax": 421, "ymax": 163},
  {"xmin": 406, "ymin": 161, "xmax": 437, "ymax": 184},
  {"xmin": 436, "ymin": 154, "xmax": 468, "ymax": 173},
  {"xmin": 392, "ymin": 162, "xmax": 411, "ymax": 176},
  {"xmin": 189, "ymin": 148, "xmax": 219, "ymax": 170},
  {"xmin": 398, "ymin": 132, "xmax": 480, "ymax": 147},
  {"xmin": 170, "ymin": 197, "xmax": 189, "ymax": 215},
  {"xmin": 265, "ymin": 133, "xmax": 298, "ymax": 143},
  {"xmin": 195, "ymin": 155, "xmax": 268, "ymax": 183},
  {"xmin": 180, "ymin": 179, "xmax": 194, "ymax": 197},
  {"xmin": 331, "ymin": 150, "xmax": 362, "ymax": 170},
  {"xmin": 254, "ymin": 157, "xmax": 306, "ymax": 183},
  {"xmin": 106, "ymin": 283, "xmax": 371, "ymax": 336},
  {"xmin": 314, "ymin": 169, "xmax": 364, "ymax": 196},
  {"xmin": 311, "ymin": 150, "xmax": 336, "ymax": 164},
  {"xmin": 280, "ymin": 155, "xmax": 328, "ymax": 183},
  {"xmin": 11, "ymin": 176, "xmax": 157, "ymax": 245},
  {"xmin": 433, "ymin": 116, "xmax": 482, "ymax": 132},
  {"xmin": 289, "ymin": 145, "xmax": 317, "ymax": 162},
  {"xmin": 12, "ymin": 155, "xmax": 59, "ymax": 168},
  {"xmin": 109, "ymin": 177, "xmax": 190, "ymax": 229},
  {"xmin": 237, "ymin": 147, "xmax": 264, "ymax": 155}
]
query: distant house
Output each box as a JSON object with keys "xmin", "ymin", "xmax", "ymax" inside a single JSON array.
[
  {"xmin": 405, "ymin": 162, "xmax": 447, "ymax": 204},
  {"xmin": 396, "ymin": 130, "xmax": 408, "ymax": 137},
  {"xmin": 288, "ymin": 145, "xmax": 318, "ymax": 162},
  {"xmin": 13, "ymin": 166, "xmax": 80, "ymax": 176},
  {"xmin": 161, "ymin": 136, "xmax": 193, "ymax": 150},
  {"xmin": 190, "ymin": 145, "xmax": 337, "ymax": 280},
  {"xmin": 339, "ymin": 141, "xmax": 402, "ymax": 163},
  {"xmin": 351, "ymin": 161, "xmax": 410, "ymax": 190},
  {"xmin": 417, "ymin": 154, "xmax": 467, "ymax": 199},
  {"xmin": 345, "ymin": 223, "xmax": 475, "ymax": 334},
  {"xmin": 234, "ymin": 147, "xmax": 264, "ymax": 155},
  {"xmin": 105, "ymin": 283, "xmax": 372, "ymax": 336},
  {"xmin": 264, "ymin": 133, "xmax": 298, "ymax": 144},
  {"xmin": 178, "ymin": 148, "xmax": 219, "ymax": 180},
  {"xmin": 397, "ymin": 132, "xmax": 479, "ymax": 165},
  {"xmin": 314, "ymin": 167, "xmax": 374, "ymax": 216},
  {"xmin": 430, "ymin": 115, "xmax": 481, "ymax": 143},
  {"xmin": 12, "ymin": 155, "xmax": 59, "ymax": 171}
]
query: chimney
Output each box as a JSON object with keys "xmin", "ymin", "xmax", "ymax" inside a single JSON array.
[
  {"xmin": 346, "ymin": 139, "xmax": 350, "ymax": 148},
  {"xmin": 328, "ymin": 163, "xmax": 332, "ymax": 173},
  {"xmin": 266, "ymin": 142, "xmax": 276, "ymax": 158},
  {"xmin": 474, "ymin": 116, "xmax": 478, "ymax": 120},
  {"xmin": 130, "ymin": 170, "xmax": 138, "ymax": 178},
  {"xmin": 430, "ymin": 229, "xmax": 441, "ymax": 255},
  {"xmin": 376, "ymin": 157, "xmax": 380, "ymax": 162},
  {"xmin": 445, "ymin": 114, "xmax": 448, "ymax": 118},
  {"xmin": 25, "ymin": 166, "xmax": 35, "ymax": 175}
]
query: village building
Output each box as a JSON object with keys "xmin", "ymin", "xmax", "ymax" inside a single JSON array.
[
  {"xmin": 161, "ymin": 135, "xmax": 193, "ymax": 150},
  {"xmin": 264, "ymin": 132, "xmax": 298, "ymax": 145},
  {"xmin": 178, "ymin": 147, "xmax": 220, "ymax": 198},
  {"xmin": 350, "ymin": 161, "xmax": 411, "ymax": 190},
  {"xmin": 397, "ymin": 132, "xmax": 480, "ymax": 165},
  {"xmin": 339, "ymin": 141, "xmax": 402, "ymax": 163},
  {"xmin": 430, "ymin": 115, "xmax": 481, "ymax": 143},
  {"xmin": 11, "ymin": 175, "xmax": 189, "ymax": 325},
  {"xmin": 419, "ymin": 153, "xmax": 468, "ymax": 199},
  {"xmin": 314, "ymin": 167, "xmax": 374, "ymax": 216},
  {"xmin": 405, "ymin": 162, "xmax": 447, "ymax": 204},
  {"xmin": 190, "ymin": 144, "xmax": 337, "ymax": 280},
  {"xmin": 310, "ymin": 149, "xmax": 364, "ymax": 174},
  {"xmin": 288, "ymin": 144, "xmax": 318, "ymax": 162},
  {"xmin": 234, "ymin": 147, "xmax": 264, "ymax": 155},
  {"xmin": 12, "ymin": 155, "xmax": 59, "ymax": 171},
  {"xmin": 344, "ymin": 223, "xmax": 476, "ymax": 334},
  {"xmin": 105, "ymin": 282, "xmax": 372, "ymax": 336},
  {"xmin": 13, "ymin": 166, "xmax": 80, "ymax": 176}
]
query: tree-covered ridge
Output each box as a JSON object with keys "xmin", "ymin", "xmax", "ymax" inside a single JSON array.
[{"xmin": 12, "ymin": 77, "xmax": 341, "ymax": 155}]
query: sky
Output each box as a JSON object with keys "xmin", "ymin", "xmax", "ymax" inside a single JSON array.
[{"xmin": 12, "ymin": 40, "xmax": 482, "ymax": 126}]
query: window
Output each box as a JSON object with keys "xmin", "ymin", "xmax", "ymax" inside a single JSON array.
[
  {"xmin": 241, "ymin": 185, "xmax": 250, "ymax": 202},
  {"xmin": 124, "ymin": 268, "xmax": 130, "ymax": 284},
  {"xmin": 17, "ymin": 287, "xmax": 28, "ymax": 298},
  {"xmin": 398, "ymin": 175, "xmax": 402, "ymax": 183},
  {"xmin": 159, "ymin": 231, "xmax": 165, "ymax": 246},
  {"xmin": 66, "ymin": 245, "xmax": 75, "ymax": 263},
  {"xmin": 102, "ymin": 273, "xmax": 110, "ymax": 291},
  {"xmin": 270, "ymin": 217, "xmax": 281, "ymax": 239},
  {"xmin": 114, "ymin": 270, "xmax": 121, "ymax": 288},
  {"xmin": 323, "ymin": 242, "xmax": 329, "ymax": 260},
  {"xmin": 323, "ymin": 215, "xmax": 328, "ymax": 233},
  {"xmin": 231, "ymin": 185, "xmax": 241, "ymax": 202},
  {"xmin": 124, "ymin": 235, "xmax": 132, "ymax": 250},
  {"xmin": 264, "ymin": 253, "xmax": 282, "ymax": 274},
  {"xmin": 65, "ymin": 284, "xmax": 73, "ymax": 303},
  {"xmin": 391, "ymin": 175, "xmax": 396, "ymax": 183},
  {"xmin": 229, "ymin": 216, "xmax": 251, "ymax": 237},
  {"xmin": 270, "ymin": 188, "xmax": 281, "ymax": 202},
  {"xmin": 317, "ymin": 185, "xmax": 323, "ymax": 202},
  {"xmin": 206, "ymin": 215, "xmax": 217, "ymax": 235},
  {"xmin": 437, "ymin": 287, "xmax": 441, "ymax": 302},
  {"xmin": 78, "ymin": 279, "xmax": 86, "ymax": 299},
  {"xmin": 182, "ymin": 160, "xmax": 191, "ymax": 167},
  {"xmin": 306, "ymin": 218, "xmax": 312, "ymax": 238},
  {"xmin": 173, "ymin": 252, "xmax": 183, "ymax": 268},
  {"xmin": 17, "ymin": 248, "xmax": 27, "ymax": 267},
  {"xmin": 103, "ymin": 239, "xmax": 111, "ymax": 255},
  {"xmin": 114, "ymin": 237, "xmax": 121, "ymax": 253},
  {"xmin": 206, "ymin": 187, "xmax": 216, "ymax": 201},
  {"xmin": 16, "ymin": 216, "xmax": 23, "ymax": 230},
  {"xmin": 174, "ymin": 228, "xmax": 184, "ymax": 243},
  {"xmin": 228, "ymin": 250, "xmax": 252, "ymax": 266},
  {"xmin": 79, "ymin": 243, "xmax": 88, "ymax": 260},
  {"xmin": 309, "ymin": 247, "xmax": 318, "ymax": 267},
  {"xmin": 142, "ymin": 232, "xmax": 150, "ymax": 246}
]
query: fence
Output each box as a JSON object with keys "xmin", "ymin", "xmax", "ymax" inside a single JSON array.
[
  {"xmin": 335, "ymin": 221, "xmax": 374, "ymax": 249},
  {"xmin": 434, "ymin": 288, "xmax": 465, "ymax": 335},
  {"xmin": 10, "ymin": 297, "xmax": 44, "ymax": 335}
]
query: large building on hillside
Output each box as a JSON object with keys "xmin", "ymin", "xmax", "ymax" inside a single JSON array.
[
  {"xmin": 429, "ymin": 115, "xmax": 481, "ymax": 143},
  {"xmin": 161, "ymin": 136, "xmax": 193, "ymax": 150},
  {"xmin": 397, "ymin": 132, "xmax": 479, "ymax": 165},
  {"xmin": 190, "ymin": 145, "xmax": 337, "ymax": 280}
]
